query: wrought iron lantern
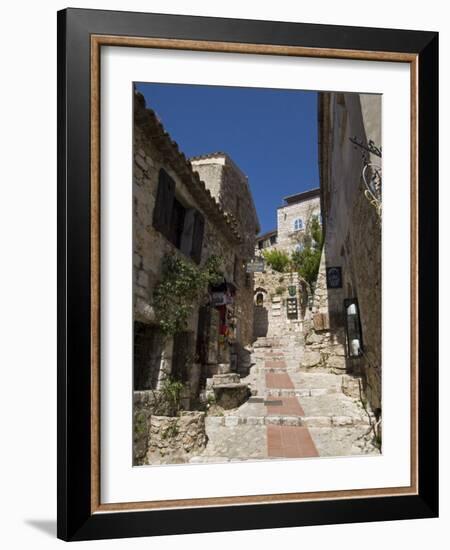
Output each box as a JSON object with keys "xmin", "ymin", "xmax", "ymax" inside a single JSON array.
[
  {"xmin": 349, "ymin": 136, "xmax": 382, "ymax": 220},
  {"xmin": 344, "ymin": 298, "xmax": 363, "ymax": 358}
]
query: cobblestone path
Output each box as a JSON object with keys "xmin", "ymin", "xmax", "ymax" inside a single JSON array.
[{"xmin": 190, "ymin": 336, "xmax": 379, "ymax": 463}]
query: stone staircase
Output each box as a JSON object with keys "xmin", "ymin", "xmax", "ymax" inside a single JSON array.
[
  {"xmin": 239, "ymin": 335, "xmax": 379, "ymax": 455},
  {"xmin": 205, "ymin": 366, "xmax": 250, "ymax": 409},
  {"xmin": 251, "ymin": 336, "xmax": 304, "ymax": 367},
  {"xmin": 191, "ymin": 335, "xmax": 380, "ymax": 462}
]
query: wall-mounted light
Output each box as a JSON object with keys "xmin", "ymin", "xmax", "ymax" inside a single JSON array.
[{"xmin": 344, "ymin": 298, "xmax": 363, "ymax": 358}]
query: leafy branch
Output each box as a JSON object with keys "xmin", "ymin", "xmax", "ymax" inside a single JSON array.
[
  {"xmin": 262, "ymin": 212, "xmax": 323, "ymax": 287},
  {"xmin": 153, "ymin": 254, "xmax": 222, "ymax": 336}
]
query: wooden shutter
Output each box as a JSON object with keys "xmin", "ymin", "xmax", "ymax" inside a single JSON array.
[
  {"xmin": 190, "ymin": 211, "xmax": 205, "ymax": 264},
  {"xmin": 153, "ymin": 168, "xmax": 175, "ymax": 238}
]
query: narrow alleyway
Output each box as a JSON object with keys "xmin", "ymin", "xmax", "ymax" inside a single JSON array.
[{"xmin": 190, "ymin": 336, "xmax": 379, "ymax": 463}]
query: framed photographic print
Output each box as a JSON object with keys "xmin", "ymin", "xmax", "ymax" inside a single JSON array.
[{"xmin": 57, "ymin": 8, "xmax": 438, "ymax": 541}]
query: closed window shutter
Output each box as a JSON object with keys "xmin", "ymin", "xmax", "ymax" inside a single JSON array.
[
  {"xmin": 153, "ymin": 169, "xmax": 175, "ymax": 238},
  {"xmin": 190, "ymin": 211, "xmax": 205, "ymax": 264}
]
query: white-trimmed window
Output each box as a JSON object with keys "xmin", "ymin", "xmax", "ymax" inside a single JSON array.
[{"xmin": 293, "ymin": 218, "xmax": 304, "ymax": 231}]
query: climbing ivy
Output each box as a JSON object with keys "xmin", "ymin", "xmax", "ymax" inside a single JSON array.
[{"xmin": 153, "ymin": 253, "xmax": 222, "ymax": 336}]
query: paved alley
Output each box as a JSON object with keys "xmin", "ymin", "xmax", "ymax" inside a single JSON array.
[{"xmin": 190, "ymin": 336, "xmax": 379, "ymax": 463}]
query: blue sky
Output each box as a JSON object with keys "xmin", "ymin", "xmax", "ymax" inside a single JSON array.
[{"xmin": 136, "ymin": 82, "xmax": 319, "ymax": 234}]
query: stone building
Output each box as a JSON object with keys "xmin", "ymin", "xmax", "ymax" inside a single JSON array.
[
  {"xmin": 312, "ymin": 91, "xmax": 382, "ymax": 424},
  {"xmin": 255, "ymin": 188, "xmax": 321, "ymax": 254},
  {"xmin": 133, "ymin": 91, "xmax": 260, "ymax": 410},
  {"xmin": 253, "ymin": 268, "xmax": 309, "ymax": 339},
  {"xmin": 190, "ymin": 153, "xmax": 260, "ymax": 355},
  {"xmin": 253, "ymin": 189, "xmax": 321, "ymax": 340}
]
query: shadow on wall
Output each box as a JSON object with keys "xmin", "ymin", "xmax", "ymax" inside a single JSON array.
[{"xmin": 317, "ymin": 91, "xmax": 382, "ymax": 417}]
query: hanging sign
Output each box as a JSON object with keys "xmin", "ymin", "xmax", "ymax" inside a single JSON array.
[
  {"xmin": 246, "ymin": 259, "xmax": 265, "ymax": 273},
  {"xmin": 286, "ymin": 297, "xmax": 299, "ymax": 319},
  {"xmin": 211, "ymin": 291, "xmax": 226, "ymax": 306},
  {"xmin": 326, "ymin": 266, "xmax": 342, "ymax": 289}
]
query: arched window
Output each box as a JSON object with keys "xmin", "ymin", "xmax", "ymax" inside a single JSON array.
[
  {"xmin": 293, "ymin": 218, "xmax": 304, "ymax": 231},
  {"xmin": 256, "ymin": 292, "xmax": 264, "ymax": 306}
]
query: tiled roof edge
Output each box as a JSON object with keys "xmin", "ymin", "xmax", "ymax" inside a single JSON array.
[{"xmin": 134, "ymin": 92, "xmax": 242, "ymax": 243}]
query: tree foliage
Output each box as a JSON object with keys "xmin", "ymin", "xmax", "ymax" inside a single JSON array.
[
  {"xmin": 262, "ymin": 213, "xmax": 323, "ymax": 285},
  {"xmin": 291, "ymin": 216, "xmax": 323, "ymax": 286},
  {"xmin": 262, "ymin": 249, "xmax": 290, "ymax": 273}
]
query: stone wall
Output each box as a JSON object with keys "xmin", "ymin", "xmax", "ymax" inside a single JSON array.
[
  {"xmin": 301, "ymin": 247, "xmax": 347, "ymax": 372},
  {"xmin": 133, "ymin": 390, "xmax": 156, "ymax": 465},
  {"xmin": 133, "ymin": 94, "xmax": 255, "ymax": 410},
  {"xmin": 253, "ymin": 268, "xmax": 309, "ymax": 339},
  {"xmin": 146, "ymin": 412, "xmax": 207, "ymax": 464},
  {"xmin": 317, "ymin": 92, "xmax": 382, "ymax": 415},
  {"xmin": 134, "ymin": 391, "xmax": 207, "ymax": 466},
  {"xmin": 191, "ymin": 154, "xmax": 260, "ymax": 353}
]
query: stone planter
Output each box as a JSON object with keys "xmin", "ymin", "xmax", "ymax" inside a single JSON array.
[{"xmin": 147, "ymin": 411, "xmax": 207, "ymax": 463}]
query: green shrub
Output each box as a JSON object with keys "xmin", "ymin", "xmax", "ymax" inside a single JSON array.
[
  {"xmin": 291, "ymin": 215, "xmax": 323, "ymax": 286},
  {"xmin": 159, "ymin": 376, "xmax": 184, "ymax": 416},
  {"xmin": 292, "ymin": 248, "xmax": 322, "ymax": 286},
  {"xmin": 263, "ymin": 249, "xmax": 290, "ymax": 272}
]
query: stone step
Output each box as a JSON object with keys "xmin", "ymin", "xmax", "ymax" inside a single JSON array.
[
  {"xmin": 207, "ymin": 363, "xmax": 232, "ymax": 376},
  {"xmin": 250, "ymin": 366, "xmax": 304, "ymax": 374},
  {"xmin": 251, "ymin": 354, "xmax": 304, "ymax": 359},
  {"xmin": 206, "ymin": 414, "xmax": 371, "ymax": 428},
  {"xmin": 208, "ymin": 373, "xmax": 241, "ymax": 386},
  {"xmin": 251, "ymin": 356, "xmax": 300, "ymax": 363},
  {"xmin": 252, "ymin": 340, "xmax": 301, "ymax": 349},
  {"xmin": 252, "ymin": 356, "xmax": 300, "ymax": 365},
  {"xmin": 265, "ymin": 387, "xmax": 339, "ymax": 398}
]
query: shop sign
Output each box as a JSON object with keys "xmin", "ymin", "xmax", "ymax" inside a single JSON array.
[
  {"xmin": 211, "ymin": 291, "xmax": 226, "ymax": 306},
  {"xmin": 326, "ymin": 266, "xmax": 342, "ymax": 289},
  {"xmin": 246, "ymin": 259, "xmax": 265, "ymax": 273}
]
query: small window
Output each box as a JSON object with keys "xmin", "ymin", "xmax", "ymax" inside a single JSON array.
[
  {"xmin": 256, "ymin": 293, "xmax": 264, "ymax": 306},
  {"xmin": 293, "ymin": 218, "xmax": 304, "ymax": 231}
]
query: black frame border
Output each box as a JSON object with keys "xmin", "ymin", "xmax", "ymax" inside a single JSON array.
[{"xmin": 57, "ymin": 8, "xmax": 438, "ymax": 541}]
